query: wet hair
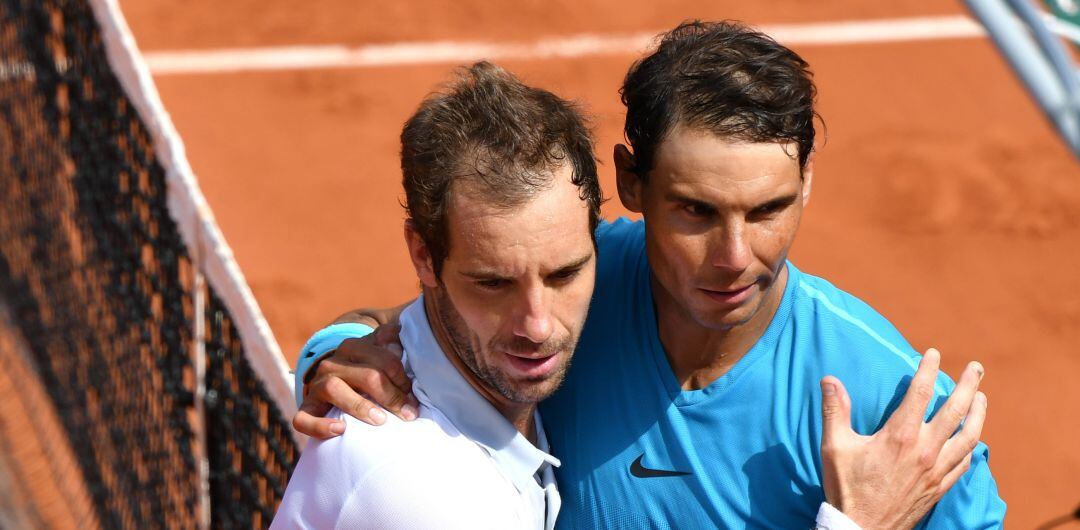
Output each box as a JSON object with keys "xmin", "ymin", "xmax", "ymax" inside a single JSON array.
[
  {"xmin": 620, "ymin": 20, "xmax": 819, "ymax": 178},
  {"xmin": 400, "ymin": 61, "xmax": 601, "ymax": 278}
]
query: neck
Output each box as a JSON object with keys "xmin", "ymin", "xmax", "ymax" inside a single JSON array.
[
  {"xmin": 652, "ymin": 264, "xmax": 788, "ymax": 390},
  {"xmin": 422, "ymin": 292, "xmax": 538, "ymax": 443}
]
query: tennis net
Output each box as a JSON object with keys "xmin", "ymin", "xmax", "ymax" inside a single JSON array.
[{"xmin": 0, "ymin": 0, "xmax": 300, "ymax": 528}]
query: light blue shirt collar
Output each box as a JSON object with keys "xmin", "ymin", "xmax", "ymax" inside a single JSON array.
[{"xmin": 398, "ymin": 295, "xmax": 561, "ymax": 496}]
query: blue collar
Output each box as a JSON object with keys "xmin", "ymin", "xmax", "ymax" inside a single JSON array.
[{"xmin": 399, "ymin": 296, "xmax": 561, "ymax": 494}]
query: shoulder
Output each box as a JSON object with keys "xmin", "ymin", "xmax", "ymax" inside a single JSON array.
[
  {"xmin": 785, "ymin": 266, "xmax": 954, "ymax": 430},
  {"xmin": 273, "ymin": 408, "xmax": 506, "ymax": 529},
  {"xmin": 320, "ymin": 407, "xmax": 495, "ymax": 481},
  {"xmin": 595, "ymin": 217, "xmax": 645, "ymax": 267},
  {"xmin": 788, "ymin": 266, "xmax": 919, "ymax": 367},
  {"xmin": 591, "ymin": 217, "xmax": 647, "ymax": 304},
  {"xmin": 795, "ymin": 270, "xmax": 914, "ymax": 347}
]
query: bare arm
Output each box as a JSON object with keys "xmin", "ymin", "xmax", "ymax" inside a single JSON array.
[{"xmin": 330, "ymin": 302, "xmax": 412, "ymax": 327}]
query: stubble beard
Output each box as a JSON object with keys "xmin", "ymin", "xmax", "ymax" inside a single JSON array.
[{"xmin": 431, "ymin": 287, "xmax": 577, "ymax": 404}]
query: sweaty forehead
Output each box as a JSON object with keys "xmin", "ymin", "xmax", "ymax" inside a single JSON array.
[
  {"xmin": 653, "ymin": 127, "xmax": 801, "ymax": 183},
  {"xmin": 444, "ymin": 166, "xmax": 593, "ymax": 272}
]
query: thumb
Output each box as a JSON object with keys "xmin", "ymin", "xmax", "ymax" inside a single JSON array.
[{"xmin": 820, "ymin": 376, "xmax": 853, "ymax": 445}]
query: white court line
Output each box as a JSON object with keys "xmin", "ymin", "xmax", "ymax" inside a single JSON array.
[{"xmin": 142, "ymin": 15, "xmax": 987, "ymax": 75}]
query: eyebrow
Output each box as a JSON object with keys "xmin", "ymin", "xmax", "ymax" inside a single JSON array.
[
  {"xmin": 459, "ymin": 253, "xmax": 594, "ymax": 280},
  {"xmin": 666, "ymin": 190, "xmax": 799, "ymax": 212},
  {"xmin": 751, "ymin": 194, "xmax": 799, "ymax": 212},
  {"xmin": 549, "ymin": 253, "xmax": 594, "ymax": 275},
  {"xmin": 666, "ymin": 191, "xmax": 717, "ymax": 213}
]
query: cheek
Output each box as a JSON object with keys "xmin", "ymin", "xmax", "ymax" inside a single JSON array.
[
  {"xmin": 751, "ymin": 219, "xmax": 800, "ymax": 267},
  {"xmin": 658, "ymin": 235, "xmax": 708, "ymax": 274},
  {"xmin": 546, "ymin": 277, "xmax": 596, "ymax": 334},
  {"xmin": 442, "ymin": 286, "xmax": 502, "ymax": 342},
  {"xmin": 568, "ymin": 274, "xmax": 597, "ymax": 314}
]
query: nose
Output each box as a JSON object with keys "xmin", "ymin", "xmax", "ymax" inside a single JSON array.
[
  {"xmin": 711, "ymin": 220, "xmax": 753, "ymax": 272},
  {"xmin": 512, "ymin": 284, "xmax": 554, "ymax": 344}
]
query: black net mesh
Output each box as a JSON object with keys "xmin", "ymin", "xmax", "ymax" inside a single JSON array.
[
  {"xmin": 205, "ymin": 291, "xmax": 296, "ymax": 529},
  {"xmin": 0, "ymin": 0, "xmax": 298, "ymax": 528}
]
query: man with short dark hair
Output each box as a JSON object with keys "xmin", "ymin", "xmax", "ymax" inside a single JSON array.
[
  {"xmin": 271, "ymin": 62, "xmax": 601, "ymax": 529},
  {"xmin": 292, "ymin": 21, "xmax": 1004, "ymax": 528}
]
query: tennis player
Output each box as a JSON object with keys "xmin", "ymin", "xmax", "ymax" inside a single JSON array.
[
  {"xmin": 292, "ymin": 22, "xmax": 1005, "ymax": 528},
  {"xmin": 271, "ymin": 61, "xmax": 864, "ymax": 529}
]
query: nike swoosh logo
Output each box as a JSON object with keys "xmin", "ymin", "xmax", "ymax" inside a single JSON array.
[{"xmin": 629, "ymin": 454, "xmax": 691, "ymax": 478}]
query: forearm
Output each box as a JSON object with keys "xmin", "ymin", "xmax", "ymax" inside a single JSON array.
[{"xmin": 331, "ymin": 302, "xmax": 410, "ymax": 327}]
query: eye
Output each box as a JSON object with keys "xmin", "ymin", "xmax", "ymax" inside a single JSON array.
[
  {"xmin": 748, "ymin": 198, "xmax": 795, "ymax": 221},
  {"xmin": 475, "ymin": 279, "xmax": 508, "ymax": 290},
  {"xmin": 549, "ymin": 267, "xmax": 581, "ymax": 284},
  {"xmin": 682, "ymin": 202, "xmax": 713, "ymax": 218}
]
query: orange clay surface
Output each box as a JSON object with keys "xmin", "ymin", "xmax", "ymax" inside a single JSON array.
[{"xmin": 124, "ymin": 1, "xmax": 1080, "ymax": 526}]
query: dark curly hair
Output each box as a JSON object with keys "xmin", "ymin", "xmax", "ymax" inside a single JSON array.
[
  {"xmin": 401, "ymin": 61, "xmax": 601, "ymax": 278},
  {"xmin": 621, "ymin": 20, "xmax": 819, "ymax": 178}
]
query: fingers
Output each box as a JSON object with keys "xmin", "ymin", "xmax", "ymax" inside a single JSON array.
[
  {"xmin": 935, "ymin": 414, "xmax": 980, "ymax": 500},
  {"xmin": 891, "ymin": 348, "xmax": 942, "ymax": 429},
  {"xmin": 337, "ymin": 335, "xmax": 410, "ymax": 393},
  {"xmin": 355, "ymin": 334, "xmax": 412, "ymax": 396},
  {"xmin": 938, "ymin": 391, "xmax": 987, "ymax": 473},
  {"xmin": 929, "ymin": 361, "xmax": 984, "ymax": 446},
  {"xmin": 935, "ymin": 449, "xmax": 974, "ymax": 500},
  {"xmin": 292, "ymin": 407, "xmax": 346, "ymax": 440},
  {"xmin": 308, "ymin": 374, "xmax": 401, "ymax": 426},
  {"xmin": 321, "ymin": 336, "xmax": 419, "ymax": 420},
  {"xmin": 820, "ymin": 376, "xmax": 854, "ymax": 447}
]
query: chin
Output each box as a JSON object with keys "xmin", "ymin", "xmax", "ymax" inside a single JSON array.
[
  {"xmin": 686, "ymin": 293, "xmax": 754, "ymax": 327},
  {"xmin": 702, "ymin": 303, "xmax": 768, "ymax": 331},
  {"xmin": 504, "ymin": 370, "xmax": 568, "ymax": 404}
]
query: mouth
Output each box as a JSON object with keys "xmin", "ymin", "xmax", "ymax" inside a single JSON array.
[
  {"xmin": 503, "ymin": 351, "xmax": 561, "ymax": 378},
  {"xmin": 698, "ymin": 283, "xmax": 756, "ymax": 305}
]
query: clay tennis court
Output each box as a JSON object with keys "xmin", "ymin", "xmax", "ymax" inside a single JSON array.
[{"xmin": 123, "ymin": 0, "xmax": 1080, "ymax": 526}]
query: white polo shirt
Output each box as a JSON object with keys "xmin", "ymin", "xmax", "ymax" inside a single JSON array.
[{"xmin": 271, "ymin": 296, "xmax": 561, "ymax": 529}]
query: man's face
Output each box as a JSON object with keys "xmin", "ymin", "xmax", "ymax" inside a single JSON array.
[
  {"xmin": 412, "ymin": 164, "xmax": 596, "ymax": 405},
  {"xmin": 617, "ymin": 126, "xmax": 811, "ymax": 332}
]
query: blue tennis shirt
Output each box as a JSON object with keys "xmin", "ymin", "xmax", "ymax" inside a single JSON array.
[
  {"xmin": 538, "ymin": 218, "xmax": 1005, "ymax": 528},
  {"xmin": 294, "ymin": 217, "xmax": 1006, "ymax": 528}
]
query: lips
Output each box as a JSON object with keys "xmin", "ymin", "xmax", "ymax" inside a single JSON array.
[
  {"xmin": 698, "ymin": 283, "xmax": 755, "ymax": 305},
  {"xmin": 503, "ymin": 351, "xmax": 561, "ymax": 378}
]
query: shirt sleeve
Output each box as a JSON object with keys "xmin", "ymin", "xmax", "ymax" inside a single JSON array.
[
  {"xmin": 815, "ymin": 502, "xmax": 862, "ymax": 530},
  {"xmin": 294, "ymin": 323, "xmax": 375, "ymax": 406}
]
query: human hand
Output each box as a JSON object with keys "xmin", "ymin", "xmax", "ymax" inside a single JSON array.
[
  {"xmin": 819, "ymin": 348, "xmax": 987, "ymax": 529},
  {"xmin": 292, "ymin": 323, "xmax": 420, "ymax": 439}
]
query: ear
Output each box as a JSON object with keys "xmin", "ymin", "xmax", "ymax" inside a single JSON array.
[
  {"xmin": 614, "ymin": 144, "xmax": 644, "ymax": 213},
  {"xmin": 404, "ymin": 220, "xmax": 439, "ymax": 288},
  {"xmin": 800, "ymin": 155, "xmax": 814, "ymax": 208}
]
